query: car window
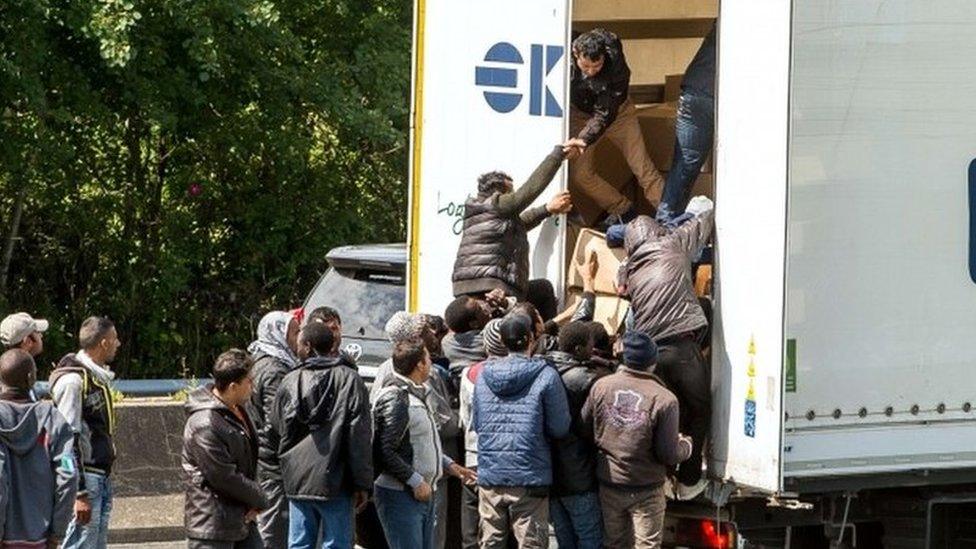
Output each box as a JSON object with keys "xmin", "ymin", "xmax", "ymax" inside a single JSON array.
[{"xmin": 303, "ymin": 267, "xmax": 405, "ymax": 340}]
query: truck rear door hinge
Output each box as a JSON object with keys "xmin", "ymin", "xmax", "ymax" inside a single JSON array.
[{"xmin": 767, "ymin": 495, "xmax": 815, "ymax": 511}]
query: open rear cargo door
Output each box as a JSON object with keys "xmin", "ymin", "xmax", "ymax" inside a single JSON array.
[
  {"xmin": 407, "ymin": 0, "xmax": 571, "ymax": 314},
  {"xmin": 709, "ymin": 0, "xmax": 791, "ymax": 494}
]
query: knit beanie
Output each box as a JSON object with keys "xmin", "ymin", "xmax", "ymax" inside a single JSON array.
[
  {"xmin": 482, "ymin": 318, "xmax": 508, "ymax": 357},
  {"xmin": 385, "ymin": 311, "xmax": 426, "ymax": 344},
  {"xmin": 622, "ymin": 331, "xmax": 658, "ymax": 369}
]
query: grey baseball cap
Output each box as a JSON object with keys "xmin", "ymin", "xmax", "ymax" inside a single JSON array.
[{"xmin": 0, "ymin": 312, "xmax": 50, "ymax": 346}]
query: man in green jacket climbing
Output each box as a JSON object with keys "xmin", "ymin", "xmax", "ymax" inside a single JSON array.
[{"xmin": 452, "ymin": 141, "xmax": 581, "ymax": 307}]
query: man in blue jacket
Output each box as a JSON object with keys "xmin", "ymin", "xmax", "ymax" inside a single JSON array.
[{"xmin": 472, "ymin": 312, "xmax": 571, "ymax": 549}]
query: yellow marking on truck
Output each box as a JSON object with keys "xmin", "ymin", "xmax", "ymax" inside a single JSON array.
[{"xmin": 407, "ymin": 0, "xmax": 427, "ymax": 312}]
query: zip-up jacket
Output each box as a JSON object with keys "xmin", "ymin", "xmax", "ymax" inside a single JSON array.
[
  {"xmin": 372, "ymin": 374, "xmax": 453, "ymax": 491},
  {"xmin": 49, "ymin": 354, "xmax": 116, "ymax": 495},
  {"xmin": 546, "ymin": 351, "xmax": 611, "ymax": 496},
  {"xmin": 268, "ymin": 355, "xmax": 373, "ymax": 500},
  {"xmin": 472, "ymin": 354, "xmax": 571, "ymax": 487},
  {"xmin": 182, "ymin": 386, "xmax": 268, "ymax": 541},
  {"xmin": 0, "ymin": 397, "xmax": 77, "ymax": 546}
]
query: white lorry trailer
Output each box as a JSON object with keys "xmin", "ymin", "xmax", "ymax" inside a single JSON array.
[{"xmin": 407, "ymin": 1, "xmax": 976, "ymax": 546}]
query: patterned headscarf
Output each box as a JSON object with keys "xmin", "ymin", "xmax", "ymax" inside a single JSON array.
[{"xmin": 248, "ymin": 311, "xmax": 299, "ymax": 368}]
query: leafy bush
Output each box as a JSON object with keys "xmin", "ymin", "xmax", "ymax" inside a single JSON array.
[{"xmin": 0, "ymin": 0, "xmax": 410, "ymax": 378}]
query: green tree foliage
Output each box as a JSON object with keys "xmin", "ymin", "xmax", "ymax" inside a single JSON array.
[{"xmin": 0, "ymin": 0, "xmax": 410, "ymax": 378}]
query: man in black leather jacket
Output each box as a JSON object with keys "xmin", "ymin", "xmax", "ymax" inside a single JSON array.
[
  {"xmin": 268, "ymin": 322, "xmax": 372, "ymax": 549},
  {"xmin": 182, "ymin": 349, "xmax": 268, "ymax": 549},
  {"xmin": 546, "ymin": 321, "xmax": 612, "ymax": 549},
  {"xmin": 372, "ymin": 338, "xmax": 475, "ymax": 549}
]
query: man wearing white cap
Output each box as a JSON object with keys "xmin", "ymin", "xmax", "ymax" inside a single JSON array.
[{"xmin": 0, "ymin": 312, "xmax": 50, "ymax": 357}]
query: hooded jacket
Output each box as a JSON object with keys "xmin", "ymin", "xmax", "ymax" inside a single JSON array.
[
  {"xmin": 620, "ymin": 209, "xmax": 714, "ymax": 342},
  {"xmin": 0, "ymin": 398, "xmax": 77, "ymax": 546},
  {"xmin": 268, "ymin": 355, "xmax": 373, "ymax": 500},
  {"xmin": 472, "ymin": 354, "xmax": 571, "ymax": 487},
  {"xmin": 247, "ymin": 352, "xmax": 292, "ymax": 474},
  {"xmin": 546, "ymin": 351, "xmax": 611, "ymax": 496},
  {"xmin": 181, "ymin": 386, "xmax": 267, "ymax": 541}
]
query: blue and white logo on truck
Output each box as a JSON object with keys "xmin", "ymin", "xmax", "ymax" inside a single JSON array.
[{"xmin": 474, "ymin": 42, "xmax": 564, "ymax": 117}]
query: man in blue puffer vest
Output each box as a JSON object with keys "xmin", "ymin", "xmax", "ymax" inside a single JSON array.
[{"xmin": 472, "ymin": 311, "xmax": 571, "ymax": 549}]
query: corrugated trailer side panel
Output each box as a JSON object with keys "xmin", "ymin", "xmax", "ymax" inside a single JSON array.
[{"xmin": 784, "ymin": 0, "xmax": 976, "ymax": 479}]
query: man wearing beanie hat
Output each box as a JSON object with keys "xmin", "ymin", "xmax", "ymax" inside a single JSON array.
[
  {"xmin": 582, "ymin": 331, "xmax": 692, "ymax": 549},
  {"xmin": 472, "ymin": 312, "xmax": 570, "ymax": 548}
]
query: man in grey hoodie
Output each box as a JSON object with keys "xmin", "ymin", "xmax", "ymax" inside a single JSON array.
[{"xmin": 0, "ymin": 349, "xmax": 78, "ymax": 548}]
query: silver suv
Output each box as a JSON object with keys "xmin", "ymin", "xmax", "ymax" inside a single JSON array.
[{"xmin": 302, "ymin": 243, "xmax": 405, "ymax": 384}]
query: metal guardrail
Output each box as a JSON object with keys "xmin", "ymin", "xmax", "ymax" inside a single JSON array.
[{"xmin": 33, "ymin": 378, "xmax": 212, "ymax": 398}]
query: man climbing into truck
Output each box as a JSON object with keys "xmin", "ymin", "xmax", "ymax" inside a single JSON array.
[
  {"xmin": 452, "ymin": 141, "xmax": 580, "ymax": 305},
  {"xmin": 656, "ymin": 24, "xmax": 716, "ymax": 225},
  {"xmin": 617, "ymin": 195, "xmax": 715, "ymax": 501},
  {"xmin": 567, "ymin": 28, "xmax": 668, "ymax": 227}
]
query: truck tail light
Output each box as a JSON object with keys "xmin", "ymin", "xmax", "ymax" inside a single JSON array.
[{"xmin": 674, "ymin": 518, "xmax": 737, "ymax": 548}]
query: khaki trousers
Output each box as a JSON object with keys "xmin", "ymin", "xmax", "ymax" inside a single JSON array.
[
  {"xmin": 569, "ymin": 99, "xmax": 666, "ymax": 219},
  {"xmin": 478, "ymin": 486, "xmax": 550, "ymax": 549},
  {"xmin": 599, "ymin": 483, "xmax": 667, "ymax": 549}
]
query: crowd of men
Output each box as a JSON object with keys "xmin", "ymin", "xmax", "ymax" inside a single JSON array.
[{"xmin": 0, "ymin": 26, "xmax": 716, "ymax": 549}]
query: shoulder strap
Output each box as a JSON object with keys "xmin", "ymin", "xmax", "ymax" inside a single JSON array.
[{"xmin": 0, "ymin": 441, "xmax": 9, "ymax": 539}]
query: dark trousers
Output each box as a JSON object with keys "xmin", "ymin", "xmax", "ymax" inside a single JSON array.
[
  {"xmin": 656, "ymin": 92, "xmax": 715, "ymax": 223},
  {"xmin": 255, "ymin": 470, "xmax": 287, "ymax": 549},
  {"xmin": 654, "ymin": 334, "xmax": 711, "ymax": 485},
  {"xmin": 460, "ymin": 478, "xmax": 480, "ymax": 549}
]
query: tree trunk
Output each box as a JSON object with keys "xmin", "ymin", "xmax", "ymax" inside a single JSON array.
[{"xmin": 0, "ymin": 183, "xmax": 27, "ymax": 297}]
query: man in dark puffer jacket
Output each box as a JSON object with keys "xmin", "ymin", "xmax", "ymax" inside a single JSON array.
[
  {"xmin": 452, "ymin": 143, "xmax": 579, "ymax": 300},
  {"xmin": 183, "ymin": 349, "xmax": 268, "ymax": 549},
  {"xmin": 473, "ymin": 312, "xmax": 570, "ymax": 549},
  {"xmin": 546, "ymin": 322, "xmax": 612, "ymax": 549}
]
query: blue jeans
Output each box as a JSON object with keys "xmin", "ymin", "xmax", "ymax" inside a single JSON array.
[
  {"xmin": 287, "ymin": 497, "xmax": 354, "ymax": 549},
  {"xmin": 657, "ymin": 92, "xmax": 715, "ymax": 223},
  {"xmin": 374, "ymin": 485, "xmax": 436, "ymax": 549},
  {"xmin": 550, "ymin": 491, "xmax": 604, "ymax": 549},
  {"xmin": 62, "ymin": 472, "xmax": 113, "ymax": 549}
]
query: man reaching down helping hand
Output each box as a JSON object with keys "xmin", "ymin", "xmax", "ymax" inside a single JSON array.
[{"xmin": 452, "ymin": 142, "xmax": 580, "ymax": 301}]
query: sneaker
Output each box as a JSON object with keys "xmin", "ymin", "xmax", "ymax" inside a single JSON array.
[
  {"xmin": 676, "ymin": 479, "xmax": 709, "ymax": 501},
  {"xmin": 599, "ymin": 206, "xmax": 636, "ymax": 231},
  {"xmin": 664, "ymin": 476, "xmax": 676, "ymax": 500}
]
